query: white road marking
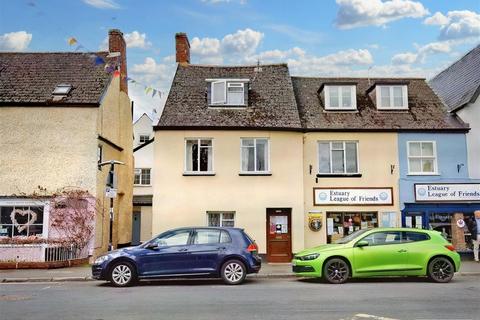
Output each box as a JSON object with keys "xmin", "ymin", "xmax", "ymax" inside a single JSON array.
[{"xmin": 352, "ymin": 314, "xmax": 399, "ymax": 320}]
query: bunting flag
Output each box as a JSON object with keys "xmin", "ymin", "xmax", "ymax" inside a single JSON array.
[
  {"xmin": 95, "ymin": 56, "xmax": 105, "ymax": 66},
  {"xmin": 66, "ymin": 36, "xmax": 164, "ymax": 99},
  {"xmin": 67, "ymin": 37, "xmax": 77, "ymax": 46}
]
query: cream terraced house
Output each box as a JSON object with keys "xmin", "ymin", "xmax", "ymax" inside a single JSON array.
[
  {"xmin": 152, "ymin": 33, "xmax": 467, "ymax": 262},
  {"xmin": 0, "ymin": 29, "xmax": 134, "ymax": 261},
  {"xmin": 132, "ymin": 113, "xmax": 155, "ymax": 244}
]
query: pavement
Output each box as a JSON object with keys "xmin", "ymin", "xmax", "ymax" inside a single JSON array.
[
  {"xmin": 1, "ymin": 260, "xmax": 479, "ymax": 283},
  {"xmin": 1, "ymin": 276, "xmax": 479, "ymax": 320}
]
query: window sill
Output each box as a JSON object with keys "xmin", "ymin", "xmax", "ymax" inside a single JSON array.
[
  {"xmin": 376, "ymin": 108, "xmax": 409, "ymax": 111},
  {"xmin": 316, "ymin": 173, "xmax": 362, "ymax": 178},
  {"xmin": 183, "ymin": 172, "xmax": 216, "ymax": 176},
  {"xmin": 239, "ymin": 172, "xmax": 272, "ymax": 176},
  {"xmin": 323, "ymin": 109, "xmax": 358, "ymax": 113},
  {"xmin": 208, "ymin": 104, "xmax": 246, "ymax": 108},
  {"xmin": 407, "ymin": 173, "xmax": 440, "ymax": 176},
  {"xmin": 134, "ymin": 184, "xmax": 152, "ymax": 187}
]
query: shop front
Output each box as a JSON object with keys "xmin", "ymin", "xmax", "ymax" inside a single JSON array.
[
  {"xmin": 313, "ymin": 187, "xmax": 398, "ymax": 244},
  {"xmin": 402, "ymin": 183, "xmax": 480, "ymax": 251}
]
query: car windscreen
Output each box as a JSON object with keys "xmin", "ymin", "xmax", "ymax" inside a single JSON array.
[{"xmin": 335, "ymin": 228, "xmax": 371, "ymax": 244}]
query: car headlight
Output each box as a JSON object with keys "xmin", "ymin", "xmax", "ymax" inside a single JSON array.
[
  {"xmin": 94, "ymin": 255, "xmax": 110, "ymax": 264},
  {"xmin": 298, "ymin": 253, "xmax": 320, "ymax": 261}
]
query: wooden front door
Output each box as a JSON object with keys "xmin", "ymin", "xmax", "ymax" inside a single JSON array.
[{"xmin": 266, "ymin": 208, "xmax": 292, "ymax": 263}]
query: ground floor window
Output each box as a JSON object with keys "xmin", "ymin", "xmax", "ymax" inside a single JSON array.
[
  {"xmin": 327, "ymin": 212, "xmax": 378, "ymax": 243},
  {"xmin": 0, "ymin": 205, "xmax": 44, "ymax": 237},
  {"xmin": 402, "ymin": 204, "xmax": 480, "ymax": 252},
  {"xmin": 207, "ymin": 212, "xmax": 235, "ymax": 227}
]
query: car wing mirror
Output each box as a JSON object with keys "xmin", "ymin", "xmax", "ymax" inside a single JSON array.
[
  {"xmin": 145, "ymin": 243, "xmax": 159, "ymax": 250},
  {"xmin": 356, "ymin": 240, "xmax": 369, "ymax": 248}
]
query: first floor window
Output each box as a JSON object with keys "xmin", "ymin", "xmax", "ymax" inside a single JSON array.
[
  {"xmin": 185, "ymin": 139, "xmax": 213, "ymax": 173},
  {"xmin": 134, "ymin": 168, "xmax": 151, "ymax": 185},
  {"xmin": 0, "ymin": 205, "xmax": 44, "ymax": 237},
  {"xmin": 207, "ymin": 212, "xmax": 235, "ymax": 227},
  {"xmin": 407, "ymin": 141, "xmax": 437, "ymax": 174},
  {"xmin": 318, "ymin": 141, "xmax": 358, "ymax": 174},
  {"xmin": 241, "ymin": 138, "xmax": 269, "ymax": 172},
  {"xmin": 139, "ymin": 135, "xmax": 150, "ymax": 144}
]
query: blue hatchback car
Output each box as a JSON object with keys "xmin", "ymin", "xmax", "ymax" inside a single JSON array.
[{"xmin": 92, "ymin": 227, "xmax": 261, "ymax": 286}]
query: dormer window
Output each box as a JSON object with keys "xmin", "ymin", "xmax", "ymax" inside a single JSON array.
[
  {"xmin": 324, "ymin": 85, "xmax": 356, "ymax": 110},
  {"xmin": 52, "ymin": 84, "xmax": 72, "ymax": 96},
  {"xmin": 376, "ymin": 85, "xmax": 408, "ymax": 110},
  {"xmin": 208, "ymin": 79, "xmax": 249, "ymax": 106}
]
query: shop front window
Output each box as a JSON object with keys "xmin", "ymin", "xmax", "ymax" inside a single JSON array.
[
  {"xmin": 327, "ymin": 212, "xmax": 378, "ymax": 243},
  {"xmin": 0, "ymin": 205, "xmax": 44, "ymax": 237},
  {"xmin": 429, "ymin": 213, "xmax": 452, "ymax": 241}
]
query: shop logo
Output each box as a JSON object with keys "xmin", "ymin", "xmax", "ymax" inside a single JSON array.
[
  {"xmin": 417, "ymin": 188, "xmax": 427, "ymax": 196},
  {"xmin": 319, "ymin": 192, "xmax": 328, "ymax": 201},
  {"xmin": 379, "ymin": 192, "xmax": 388, "ymax": 201}
]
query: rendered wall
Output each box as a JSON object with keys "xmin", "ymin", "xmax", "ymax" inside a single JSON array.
[
  {"xmin": 457, "ymin": 98, "xmax": 480, "ymax": 179},
  {"xmin": 0, "ymin": 107, "xmax": 98, "ymax": 195},
  {"xmin": 94, "ymin": 76, "xmax": 133, "ymax": 254},
  {"xmin": 152, "ymin": 130, "xmax": 304, "ymax": 254},
  {"xmin": 303, "ymin": 132, "xmax": 401, "ymax": 248}
]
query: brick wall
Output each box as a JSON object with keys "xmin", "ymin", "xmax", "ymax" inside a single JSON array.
[{"xmin": 108, "ymin": 29, "xmax": 128, "ymax": 94}]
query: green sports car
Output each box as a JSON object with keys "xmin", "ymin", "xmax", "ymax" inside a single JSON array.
[{"xmin": 292, "ymin": 228, "xmax": 460, "ymax": 284}]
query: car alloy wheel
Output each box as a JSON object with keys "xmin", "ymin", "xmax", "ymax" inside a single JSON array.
[
  {"xmin": 428, "ymin": 257, "xmax": 454, "ymax": 283},
  {"xmin": 324, "ymin": 258, "xmax": 350, "ymax": 284},
  {"xmin": 110, "ymin": 262, "xmax": 136, "ymax": 287},
  {"xmin": 221, "ymin": 260, "xmax": 246, "ymax": 285}
]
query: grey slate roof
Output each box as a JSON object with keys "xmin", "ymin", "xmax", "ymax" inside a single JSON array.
[
  {"xmin": 429, "ymin": 44, "xmax": 480, "ymax": 112},
  {"xmin": 156, "ymin": 64, "xmax": 302, "ymax": 130},
  {"xmin": 0, "ymin": 52, "xmax": 112, "ymax": 105},
  {"xmin": 292, "ymin": 77, "xmax": 467, "ymax": 131}
]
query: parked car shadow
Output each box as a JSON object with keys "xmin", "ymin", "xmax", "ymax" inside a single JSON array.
[
  {"xmin": 297, "ymin": 276, "xmax": 435, "ymax": 284},
  {"xmin": 95, "ymin": 277, "xmax": 260, "ymax": 287}
]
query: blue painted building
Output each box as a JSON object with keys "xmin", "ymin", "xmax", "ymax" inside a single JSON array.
[{"xmin": 398, "ymin": 132, "xmax": 480, "ymax": 250}]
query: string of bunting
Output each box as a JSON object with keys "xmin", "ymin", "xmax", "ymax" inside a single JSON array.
[{"xmin": 67, "ymin": 37, "xmax": 163, "ymax": 99}]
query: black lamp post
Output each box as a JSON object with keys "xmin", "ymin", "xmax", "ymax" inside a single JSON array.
[{"xmin": 99, "ymin": 160, "xmax": 125, "ymax": 251}]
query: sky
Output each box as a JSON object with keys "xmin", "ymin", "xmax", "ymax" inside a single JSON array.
[{"xmin": 0, "ymin": 0, "xmax": 479, "ymax": 121}]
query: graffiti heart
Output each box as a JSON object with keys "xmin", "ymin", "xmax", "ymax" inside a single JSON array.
[{"xmin": 10, "ymin": 209, "xmax": 38, "ymax": 233}]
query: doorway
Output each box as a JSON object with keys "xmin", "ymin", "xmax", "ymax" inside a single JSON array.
[
  {"xmin": 266, "ymin": 208, "xmax": 292, "ymax": 263},
  {"xmin": 132, "ymin": 211, "xmax": 141, "ymax": 245}
]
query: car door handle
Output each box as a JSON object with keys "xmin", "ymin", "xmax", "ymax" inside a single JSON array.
[
  {"xmin": 217, "ymin": 247, "xmax": 226, "ymax": 250},
  {"xmin": 178, "ymin": 248, "xmax": 188, "ymax": 252},
  {"xmin": 398, "ymin": 249, "xmax": 407, "ymax": 253}
]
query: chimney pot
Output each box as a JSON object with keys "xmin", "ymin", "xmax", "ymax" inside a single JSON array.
[
  {"xmin": 108, "ymin": 29, "xmax": 128, "ymax": 94},
  {"xmin": 175, "ymin": 32, "xmax": 190, "ymax": 66}
]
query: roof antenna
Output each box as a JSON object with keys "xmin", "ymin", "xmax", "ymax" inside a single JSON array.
[
  {"xmin": 251, "ymin": 59, "xmax": 262, "ymax": 85},
  {"xmin": 254, "ymin": 59, "xmax": 262, "ymax": 72}
]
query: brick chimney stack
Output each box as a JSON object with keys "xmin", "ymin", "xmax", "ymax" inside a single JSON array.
[
  {"xmin": 175, "ymin": 32, "xmax": 190, "ymax": 66},
  {"xmin": 108, "ymin": 29, "xmax": 128, "ymax": 94}
]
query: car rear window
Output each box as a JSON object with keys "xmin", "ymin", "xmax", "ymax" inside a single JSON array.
[
  {"xmin": 403, "ymin": 231, "xmax": 430, "ymax": 242},
  {"xmin": 242, "ymin": 231, "xmax": 255, "ymax": 244},
  {"xmin": 220, "ymin": 231, "xmax": 232, "ymax": 243}
]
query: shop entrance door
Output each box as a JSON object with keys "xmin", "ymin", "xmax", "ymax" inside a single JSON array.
[
  {"xmin": 266, "ymin": 208, "xmax": 292, "ymax": 263},
  {"xmin": 403, "ymin": 212, "xmax": 426, "ymax": 229}
]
